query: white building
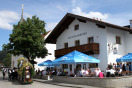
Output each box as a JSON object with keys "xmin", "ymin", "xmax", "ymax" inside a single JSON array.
[
  {"xmin": 45, "ymin": 13, "xmax": 132, "ymax": 71},
  {"xmin": 11, "ymin": 31, "xmax": 56, "ymax": 71}
]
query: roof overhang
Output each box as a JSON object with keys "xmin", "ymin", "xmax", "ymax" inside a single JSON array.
[{"xmin": 45, "ymin": 13, "xmax": 132, "ymax": 44}]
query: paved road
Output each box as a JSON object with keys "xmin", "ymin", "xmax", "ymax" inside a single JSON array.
[
  {"xmin": 0, "ymin": 71, "xmax": 131, "ymax": 88},
  {"xmin": 0, "ymin": 71, "xmax": 99, "ymax": 88}
]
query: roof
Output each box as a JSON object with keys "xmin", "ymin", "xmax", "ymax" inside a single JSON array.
[
  {"xmin": 124, "ymin": 25, "xmax": 130, "ymax": 28},
  {"xmin": 45, "ymin": 13, "xmax": 132, "ymax": 44},
  {"xmin": 41, "ymin": 31, "xmax": 51, "ymax": 38}
]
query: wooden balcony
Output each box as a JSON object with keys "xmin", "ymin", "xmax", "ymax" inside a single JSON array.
[{"xmin": 55, "ymin": 43, "xmax": 99, "ymax": 58}]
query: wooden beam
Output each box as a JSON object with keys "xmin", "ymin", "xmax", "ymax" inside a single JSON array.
[
  {"xmin": 77, "ymin": 18, "xmax": 86, "ymax": 23},
  {"xmin": 96, "ymin": 24, "xmax": 105, "ymax": 29}
]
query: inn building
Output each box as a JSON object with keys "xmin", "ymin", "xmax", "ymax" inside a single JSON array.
[{"xmin": 45, "ymin": 13, "xmax": 132, "ymax": 71}]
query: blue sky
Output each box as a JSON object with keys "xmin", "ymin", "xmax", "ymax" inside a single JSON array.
[{"xmin": 0, "ymin": 0, "xmax": 132, "ymax": 50}]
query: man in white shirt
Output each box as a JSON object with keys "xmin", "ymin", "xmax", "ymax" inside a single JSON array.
[
  {"xmin": 96, "ymin": 68, "xmax": 101, "ymax": 77},
  {"xmin": 110, "ymin": 68, "xmax": 115, "ymax": 77},
  {"xmin": 80, "ymin": 69, "xmax": 85, "ymax": 77},
  {"xmin": 42, "ymin": 70, "xmax": 47, "ymax": 76}
]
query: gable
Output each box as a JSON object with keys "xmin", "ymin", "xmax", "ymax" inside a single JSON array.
[{"xmin": 45, "ymin": 13, "xmax": 132, "ymax": 44}]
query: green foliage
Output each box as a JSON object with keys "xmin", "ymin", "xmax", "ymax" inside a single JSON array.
[
  {"xmin": 3, "ymin": 53, "xmax": 11, "ymax": 66},
  {"xmin": 3, "ymin": 15, "xmax": 48, "ymax": 63},
  {"xmin": 30, "ymin": 68, "xmax": 35, "ymax": 78},
  {"xmin": 0, "ymin": 50, "xmax": 7, "ymax": 63},
  {"xmin": 22, "ymin": 68, "xmax": 25, "ymax": 77}
]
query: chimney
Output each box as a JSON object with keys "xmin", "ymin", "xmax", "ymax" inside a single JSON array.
[{"xmin": 130, "ymin": 19, "xmax": 132, "ymax": 28}]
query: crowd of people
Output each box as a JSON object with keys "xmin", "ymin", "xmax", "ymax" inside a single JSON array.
[
  {"xmin": 3, "ymin": 62, "xmax": 130, "ymax": 80},
  {"xmin": 2, "ymin": 68, "xmax": 18, "ymax": 81},
  {"xmin": 35, "ymin": 62, "xmax": 132, "ymax": 78},
  {"xmin": 106, "ymin": 62, "xmax": 131, "ymax": 77}
]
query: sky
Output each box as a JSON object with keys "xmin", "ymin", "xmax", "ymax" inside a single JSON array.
[{"xmin": 0, "ymin": 0, "xmax": 132, "ymax": 50}]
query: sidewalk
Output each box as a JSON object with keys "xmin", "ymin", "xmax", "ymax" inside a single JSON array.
[{"xmin": 33, "ymin": 78, "xmax": 100, "ymax": 88}]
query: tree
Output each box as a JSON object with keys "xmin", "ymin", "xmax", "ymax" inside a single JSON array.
[
  {"xmin": 3, "ymin": 16, "xmax": 48, "ymax": 63},
  {"xmin": 3, "ymin": 53, "xmax": 11, "ymax": 67},
  {"xmin": 0, "ymin": 50, "xmax": 7, "ymax": 63}
]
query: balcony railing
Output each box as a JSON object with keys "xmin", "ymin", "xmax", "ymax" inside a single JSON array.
[{"xmin": 55, "ymin": 43, "xmax": 99, "ymax": 57}]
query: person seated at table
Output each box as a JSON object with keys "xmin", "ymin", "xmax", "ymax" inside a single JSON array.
[
  {"xmin": 85, "ymin": 68, "xmax": 89, "ymax": 76},
  {"xmin": 88, "ymin": 68, "xmax": 92, "ymax": 74},
  {"xmin": 80, "ymin": 68, "xmax": 85, "ymax": 77},
  {"xmin": 94, "ymin": 68, "xmax": 97, "ymax": 77},
  {"xmin": 94, "ymin": 68, "xmax": 101, "ymax": 77},
  {"xmin": 110, "ymin": 68, "xmax": 115, "ymax": 77},
  {"xmin": 117, "ymin": 67, "xmax": 122, "ymax": 76},
  {"xmin": 42, "ymin": 70, "xmax": 47, "ymax": 76},
  {"xmin": 57, "ymin": 69, "xmax": 62, "ymax": 76},
  {"xmin": 68, "ymin": 69, "xmax": 75, "ymax": 77},
  {"xmin": 99, "ymin": 71, "xmax": 104, "ymax": 78},
  {"xmin": 106, "ymin": 68, "xmax": 111, "ymax": 77}
]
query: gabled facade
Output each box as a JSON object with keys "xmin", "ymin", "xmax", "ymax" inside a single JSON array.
[{"xmin": 45, "ymin": 13, "xmax": 132, "ymax": 70}]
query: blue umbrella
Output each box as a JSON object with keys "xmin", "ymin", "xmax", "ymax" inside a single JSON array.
[
  {"xmin": 116, "ymin": 53, "xmax": 132, "ymax": 62},
  {"xmin": 38, "ymin": 62, "xmax": 44, "ymax": 66},
  {"xmin": 38, "ymin": 60, "xmax": 59, "ymax": 66},
  {"xmin": 43, "ymin": 60, "xmax": 53, "ymax": 66},
  {"xmin": 52, "ymin": 50, "xmax": 100, "ymax": 65}
]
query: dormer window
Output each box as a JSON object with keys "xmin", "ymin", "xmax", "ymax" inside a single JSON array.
[{"xmin": 74, "ymin": 24, "xmax": 79, "ymax": 31}]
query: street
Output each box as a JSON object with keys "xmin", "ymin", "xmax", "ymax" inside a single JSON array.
[{"xmin": 0, "ymin": 71, "xmax": 99, "ymax": 88}]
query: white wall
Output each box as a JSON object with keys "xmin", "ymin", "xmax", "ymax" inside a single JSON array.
[
  {"xmin": 56, "ymin": 19, "xmax": 108, "ymax": 70},
  {"xmin": 11, "ymin": 54, "xmax": 25, "ymax": 68},
  {"xmin": 106, "ymin": 27, "xmax": 126, "ymax": 64},
  {"xmin": 125, "ymin": 32, "xmax": 132, "ymax": 53},
  {"xmin": 34, "ymin": 43, "xmax": 56, "ymax": 71}
]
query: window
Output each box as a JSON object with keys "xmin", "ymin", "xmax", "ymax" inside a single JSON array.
[
  {"xmin": 62, "ymin": 64, "xmax": 68, "ymax": 69},
  {"xmin": 64, "ymin": 43, "xmax": 68, "ymax": 48},
  {"xmin": 116, "ymin": 36, "xmax": 121, "ymax": 44},
  {"xmin": 89, "ymin": 63, "xmax": 98, "ymax": 68},
  {"xmin": 74, "ymin": 24, "xmax": 79, "ymax": 30},
  {"xmin": 88, "ymin": 37, "xmax": 94, "ymax": 44},
  {"xmin": 70, "ymin": 64, "xmax": 72, "ymax": 70},
  {"xmin": 75, "ymin": 40, "xmax": 80, "ymax": 46}
]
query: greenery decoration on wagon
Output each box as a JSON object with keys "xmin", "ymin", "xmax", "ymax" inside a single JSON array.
[{"xmin": 17, "ymin": 57, "xmax": 34, "ymax": 77}]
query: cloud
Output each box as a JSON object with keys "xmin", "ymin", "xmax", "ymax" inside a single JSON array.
[
  {"xmin": 56, "ymin": 6, "xmax": 68, "ymax": 12},
  {"xmin": 106, "ymin": 12, "xmax": 132, "ymax": 26},
  {"xmin": 46, "ymin": 22, "xmax": 58, "ymax": 31},
  {"xmin": 0, "ymin": 10, "xmax": 19, "ymax": 30},
  {"xmin": 72, "ymin": 7, "xmax": 109, "ymax": 20},
  {"xmin": 24, "ymin": 12, "xmax": 32, "ymax": 18},
  {"xmin": 71, "ymin": 7, "xmax": 132, "ymax": 26}
]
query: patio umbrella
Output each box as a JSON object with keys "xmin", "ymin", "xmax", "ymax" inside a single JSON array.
[
  {"xmin": 43, "ymin": 60, "xmax": 53, "ymax": 66},
  {"xmin": 52, "ymin": 50, "xmax": 100, "ymax": 65},
  {"xmin": 38, "ymin": 62, "xmax": 44, "ymax": 66},
  {"xmin": 38, "ymin": 60, "xmax": 59, "ymax": 66},
  {"xmin": 116, "ymin": 53, "xmax": 132, "ymax": 62}
]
